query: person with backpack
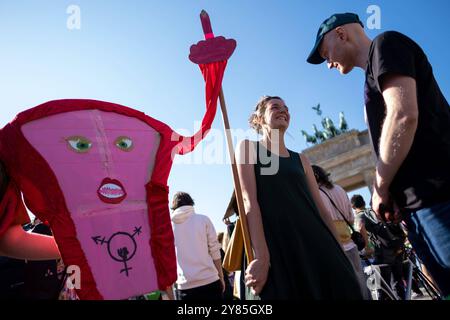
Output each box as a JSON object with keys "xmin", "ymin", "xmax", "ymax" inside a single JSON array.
[{"xmin": 351, "ymin": 194, "xmax": 407, "ymax": 300}]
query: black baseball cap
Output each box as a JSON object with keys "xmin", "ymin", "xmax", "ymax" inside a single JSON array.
[{"xmin": 307, "ymin": 13, "xmax": 364, "ymax": 64}]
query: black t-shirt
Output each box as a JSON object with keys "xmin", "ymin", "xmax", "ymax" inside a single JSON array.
[{"xmin": 365, "ymin": 31, "xmax": 450, "ymax": 211}]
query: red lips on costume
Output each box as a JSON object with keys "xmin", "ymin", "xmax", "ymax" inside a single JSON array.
[{"xmin": 97, "ymin": 178, "xmax": 127, "ymax": 204}]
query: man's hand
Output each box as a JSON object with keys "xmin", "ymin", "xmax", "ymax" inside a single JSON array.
[
  {"xmin": 371, "ymin": 184, "xmax": 390, "ymax": 221},
  {"xmin": 245, "ymin": 258, "xmax": 269, "ymax": 296},
  {"xmin": 371, "ymin": 184, "xmax": 402, "ymax": 223}
]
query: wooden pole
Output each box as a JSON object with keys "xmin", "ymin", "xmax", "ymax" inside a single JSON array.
[{"xmin": 218, "ymin": 89, "xmax": 254, "ymax": 263}]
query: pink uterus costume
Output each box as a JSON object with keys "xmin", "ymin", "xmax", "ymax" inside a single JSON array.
[{"xmin": 0, "ymin": 11, "xmax": 236, "ymax": 300}]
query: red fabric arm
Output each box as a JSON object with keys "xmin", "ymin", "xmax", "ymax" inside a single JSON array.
[{"xmin": 175, "ymin": 61, "xmax": 227, "ymax": 155}]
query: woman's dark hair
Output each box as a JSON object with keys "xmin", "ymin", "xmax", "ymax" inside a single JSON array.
[
  {"xmin": 351, "ymin": 194, "xmax": 366, "ymax": 209},
  {"xmin": 171, "ymin": 191, "xmax": 195, "ymax": 210},
  {"xmin": 311, "ymin": 165, "xmax": 333, "ymax": 189}
]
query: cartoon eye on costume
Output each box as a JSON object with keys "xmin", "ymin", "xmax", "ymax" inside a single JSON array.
[
  {"xmin": 66, "ymin": 136, "xmax": 92, "ymax": 153},
  {"xmin": 115, "ymin": 136, "xmax": 133, "ymax": 151}
]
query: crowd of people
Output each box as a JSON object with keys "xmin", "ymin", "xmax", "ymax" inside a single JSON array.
[{"xmin": 0, "ymin": 12, "xmax": 449, "ymax": 300}]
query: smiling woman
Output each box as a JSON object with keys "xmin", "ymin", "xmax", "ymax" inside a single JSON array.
[{"xmin": 235, "ymin": 95, "xmax": 363, "ymax": 300}]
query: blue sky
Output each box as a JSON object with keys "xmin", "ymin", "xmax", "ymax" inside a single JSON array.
[{"xmin": 1, "ymin": 1, "xmax": 448, "ymax": 232}]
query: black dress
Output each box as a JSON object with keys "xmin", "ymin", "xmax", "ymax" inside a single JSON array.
[{"xmin": 254, "ymin": 143, "xmax": 362, "ymax": 300}]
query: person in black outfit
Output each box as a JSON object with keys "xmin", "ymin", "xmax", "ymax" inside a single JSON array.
[{"xmin": 308, "ymin": 13, "xmax": 450, "ymax": 298}]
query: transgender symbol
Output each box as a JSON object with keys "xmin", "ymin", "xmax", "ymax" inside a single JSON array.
[{"xmin": 92, "ymin": 226, "xmax": 142, "ymax": 277}]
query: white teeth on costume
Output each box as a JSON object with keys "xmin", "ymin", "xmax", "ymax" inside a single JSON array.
[{"xmin": 99, "ymin": 183, "xmax": 125, "ymax": 198}]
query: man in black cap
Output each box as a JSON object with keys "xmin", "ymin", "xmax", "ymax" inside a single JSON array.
[{"xmin": 307, "ymin": 13, "xmax": 450, "ymax": 298}]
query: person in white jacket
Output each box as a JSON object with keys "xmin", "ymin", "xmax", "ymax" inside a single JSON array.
[{"xmin": 171, "ymin": 192, "xmax": 225, "ymax": 300}]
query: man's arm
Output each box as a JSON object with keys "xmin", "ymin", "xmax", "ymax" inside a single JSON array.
[{"xmin": 372, "ymin": 74, "xmax": 418, "ymax": 220}]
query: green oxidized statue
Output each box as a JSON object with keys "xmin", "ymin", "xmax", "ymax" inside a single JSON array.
[{"xmin": 301, "ymin": 105, "xmax": 349, "ymax": 146}]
